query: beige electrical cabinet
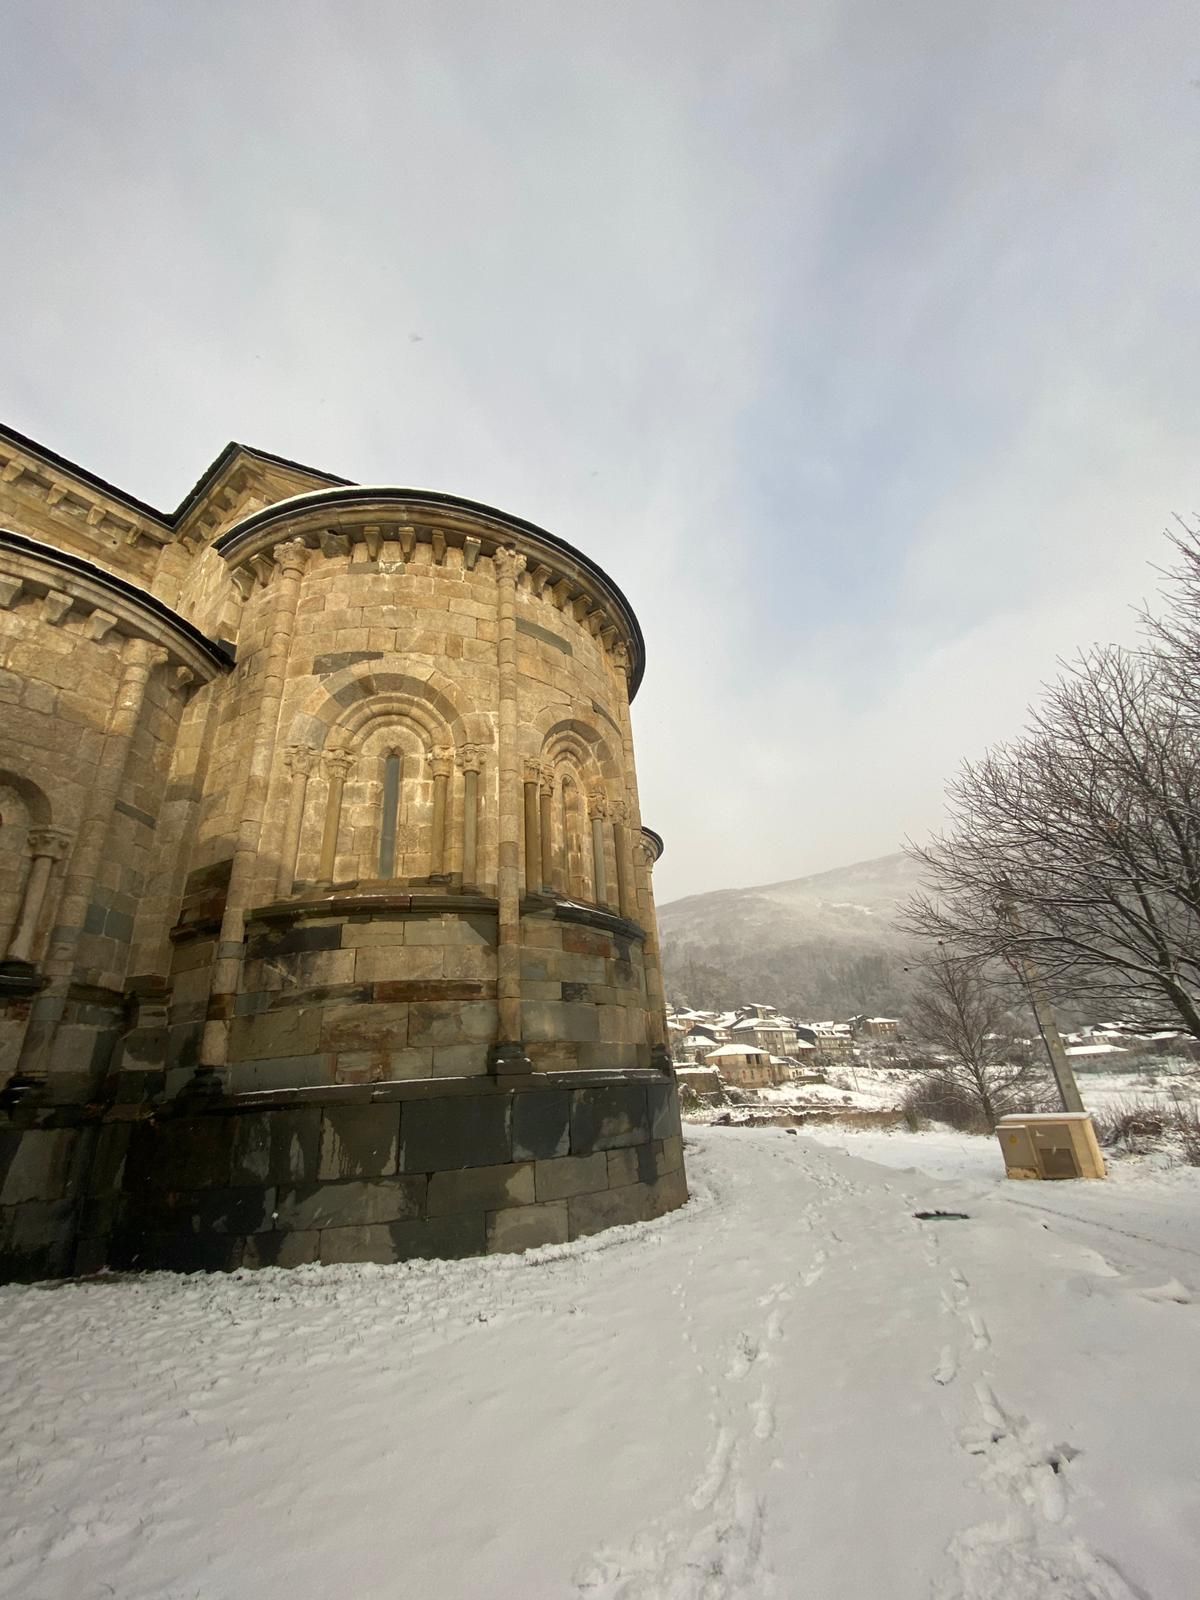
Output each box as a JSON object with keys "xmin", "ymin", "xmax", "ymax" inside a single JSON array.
[{"xmin": 996, "ymin": 1112, "xmax": 1106, "ymax": 1180}]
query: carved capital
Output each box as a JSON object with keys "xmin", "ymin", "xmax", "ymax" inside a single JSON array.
[
  {"xmin": 273, "ymin": 538, "xmax": 309, "ymax": 577},
  {"xmin": 26, "ymin": 827, "xmax": 72, "ymax": 862},
  {"xmin": 322, "ymin": 748, "xmax": 356, "ymax": 780},
  {"xmin": 457, "ymin": 743, "xmax": 484, "ymax": 776},
  {"xmin": 122, "ymin": 637, "xmax": 169, "ymax": 671},
  {"xmin": 523, "ymin": 759, "xmax": 543, "ymax": 786},
  {"xmin": 431, "ymin": 747, "xmax": 455, "ymax": 780},
  {"xmin": 538, "ymin": 762, "xmax": 556, "ymax": 797},
  {"xmin": 587, "ymin": 788, "xmax": 609, "ymax": 820},
  {"xmin": 284, "ymin": 743, "xmax": 319, "ymax": 778},
  {"xmin": 492, "ymin": 545, "xmax": 526, "ymax": 583}
]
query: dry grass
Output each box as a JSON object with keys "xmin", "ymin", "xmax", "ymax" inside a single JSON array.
[{"xmin": 1090, "ymin": 1093, "xmax": 1200, "ymax": 1165}]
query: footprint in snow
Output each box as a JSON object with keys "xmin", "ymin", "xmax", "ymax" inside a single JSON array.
[{"xmin": 726, "ymin": 1332, "xmax": 762, "ymax": 1380}]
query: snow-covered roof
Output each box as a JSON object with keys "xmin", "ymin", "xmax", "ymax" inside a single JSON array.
[{"xmin": 706, "ymin": 1043, "xmax": 769, "ymax": 1059}]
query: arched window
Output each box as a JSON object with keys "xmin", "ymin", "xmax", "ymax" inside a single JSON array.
[{"xmin": 378, "ymin": 752, "xmax": 403, "ymax": 878}]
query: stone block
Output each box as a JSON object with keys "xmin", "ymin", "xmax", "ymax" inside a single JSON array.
[
  {"xmin": 407, "ymin": 1000, "xmax": 496, "ymax": 1047},
  {"xmin": 227, "ymin": 1055, "xmax": 333, "ymax": 1092},
  {"xmin": 486, "ymin": 1201, "xmax": 568, "ymax": 1254},
  {"xmin": 512, "ymin": 1090, "xmax": 570, "ymax": 1160},
  {"xmin": 112, "ymin": 1231, "xmax": 245, "ymax": 1274},
  {"xmin": 133, "ymin": 1185, "xmax": 277, "ymax": 1237},
  {"xmin": 229, "ymin": 1006, "xmax": 322, "ymax": 1062},
  {"xmin": 426, "ymin": 1161, "xmax": 534, "ymax": 1216},
  {"xmin": 0, "ymin": 1197, "xmax": 76, "ymax": 1269},
  {"xmin": 355, "ymin": 945, "xmax": 443, "ymax": 983},
  {"xmin": 230, "ymin": 1107, "xmax": 322, "ymax": 1186},
  {"xmin": 646, "ymin": 1166, "xmax": 689, "ymax": 1218},
  {"xmin": 658, "ymin": 1135, "xmax": 684, "ymax": 1176},
  {"xmin": 534, "ymin": 1151, "xmax": 609, "ymax": 1201},
  {"xmin": 318, "ymin": 1105, "xmax": 401, "ymax": 1179},
  {"xmin": 295, "ymin": 949, "xmax": 357, "ymax": 987},
  {"xmin": 606, "ymin": 1145, "xmax": 658, "ymax": 1188},
  {"xmin": 648, "ymin": 1080, "xmax": 683, "ymax": 1142},
  {"xmin": 570, "ymin": 1083, "xmax": 650, "ymax": 1154},
  {"xmin": 276, "ymin": 1176, "xmax": 427, "ymax": 1230},
  {"xmin": 319, "ymin": 1002, "xmax": 409, "ymax": 1052},
  {"xmin": 86, "ymin": 1122, "xmax": 131, "ymax": 1196},
  {"xmin": 243, "ymin": 1230, "xmax": 320, "ymax": 1268},
  {"xmin": 336, "ymin": 1046, "xmax": 433, "ymax": 1080},
  {"xmin": 567, "ymin": 1181, "xmax": 652, "ymax": 1239},
  {"xmin": 246, "ymin": 922, "xmax": 342, "ymax": 959},
  {"xmin": 340, "ymin": 921, "xmax": 407, "ymax": 948},
  {"xmin": 400, "ymin": 1094, "xmax": 512, "ymax": 1172},
  {"xmin": 388, "ymin": 1212, "xmax": 486, "ymax": 1261},
  {"xmin": 440, "ymin": 946, "xmax": 495, "ymax": 982},
  {"xmin": 0, "ymin": 1128, "xmax": 79, "ymax": 1204},
  {"xmin": 317, "ymin": 1224, "xmax": 402, "ymax": 1265},
  {"xmin": 430, "ymin": 1043, "xmax": 488, "ymax": 1077},
  {"xmin": 125, "ymin": 1116, "xmax": 233, "ymax": 1192}
]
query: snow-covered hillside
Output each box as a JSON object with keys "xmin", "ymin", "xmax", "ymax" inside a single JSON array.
[
  {"xmin": 658, "ymin": 851, "xmax": 924, "ymax": 1018},
  {"xmin": 2, "ymin": 1126, "xmax": 1196, "ymax": 1599}
]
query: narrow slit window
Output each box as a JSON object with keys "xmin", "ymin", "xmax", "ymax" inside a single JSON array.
[{"xmin": 379, "ymin": 753, "xmax": 402, "ymax": 877}]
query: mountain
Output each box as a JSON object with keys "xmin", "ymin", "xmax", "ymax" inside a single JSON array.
[{"xmin": 657, "ymin": 851, "xmax": 926, "ymax": 1021}]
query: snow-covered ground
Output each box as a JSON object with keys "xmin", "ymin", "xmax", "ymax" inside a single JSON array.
[{"xmin": 2, "ymin": 1125, "xmax": 1198, "ymax": 1600}]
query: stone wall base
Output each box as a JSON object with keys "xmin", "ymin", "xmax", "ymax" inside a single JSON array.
[{"xmin": 0, "ymin": 1073, "xmax": 687, "ymax": 1281}]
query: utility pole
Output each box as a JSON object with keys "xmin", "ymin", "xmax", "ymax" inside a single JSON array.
[
  {"xmin": 1018, "ymin": 954, "xmax": 1085, "ymax": 1113},
  {"xmin": 997, "ymin": 888, "xmax": 1085, "ymax": 1114}
]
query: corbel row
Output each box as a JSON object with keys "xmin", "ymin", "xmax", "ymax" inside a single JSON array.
[
  {"xmin": 0, "ymin": 451, "xmax": 166, "ymax": 551},
  {"xmin": 225, "ymin": 520, "xmax": 489, "ymax": 598},
  {"xmin": 0, "ymin": 568, "xmax": 204, "ymax": 696}
]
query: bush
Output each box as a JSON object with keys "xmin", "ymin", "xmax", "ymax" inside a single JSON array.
[
  {"xmin": 901, "ymin": 1068, "xmax": 1057, "ymax": 1134},
  {"xmin": 1091, "ymin": 1093, "xmax": 1200, "ymax": 1164}
]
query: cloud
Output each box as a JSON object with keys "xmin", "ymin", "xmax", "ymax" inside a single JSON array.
[{"xmin": 1, "ymin": 0, "xmax": 1197, "ymax": 902}]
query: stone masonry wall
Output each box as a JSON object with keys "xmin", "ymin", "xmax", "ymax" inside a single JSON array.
[{"xmin": 0, "ymin": 1073, "xmax": 686, "ymax": 1280}]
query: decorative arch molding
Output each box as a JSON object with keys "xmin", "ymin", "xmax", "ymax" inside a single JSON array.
[
  {"xmin": 538, "ymin": 716, "xmax": 620, "ymax": 783},
  {"xmin": 285, "ymin": 663, "xmax": 489, "ymax": 755},
  {"xmin": 0, "ymin": 769, "xmax": 71, "ymax": 977},
  {"xmin": 278, "ymin": 667, "xmax": 492, "ymax": 894},
  {"xmin": 0, "ymin": 768, "xmax": 52, "ymax": 828}
]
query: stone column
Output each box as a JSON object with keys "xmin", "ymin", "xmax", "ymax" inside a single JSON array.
[
  {"xmin": 538, "ymin": 764, "xmax": 556, "ymax": 892},
  {"xmin": 588, "ymin": 790, "xmax": 609, "ymax": 907},
  {"xmin": 489, "ymin": 546, "xmax": 530, "ymax": 1073},
  {"xmin": 199, "ymin": 538, "xmax": 308, "ymax": 1077},
  {"xmin": 429, "ymin": 747, "xmax": 454, "ymax": 878},
  {"xmin": 636, "ymin": 831, "xmax": 670, "ymax": 1064},
  {"xmin": 275, "ymin": 744, "xmax": 317, "ymax": 897},
  {"xmin": 612, "ymin": 801, "xmax": 636, "ymax": 920},
  {"xmin": 4, "ymin": 828, "xmax": 71, "ymax": 964},
  {"xmin": 522, "ymin": 761, "xmax": 541, "ymax": 893},
  {"xmin": 16, "ymin": 635, "xmax": 166, "ymax": 1081},
  {"xmin": 459, "ymin": 744, "xmax": 482, "ymax": 886},
  {"xmin": 317, "ymin": 748, "xmax": 355, "ymax": 883}
]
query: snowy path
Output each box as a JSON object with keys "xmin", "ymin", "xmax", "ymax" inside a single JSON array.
[{"xmin": 1, "ymin": 1127, "xmax": 1196, "ymax": 1600}]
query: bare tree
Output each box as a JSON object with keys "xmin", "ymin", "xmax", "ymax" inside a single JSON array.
[
  {"xmin": 905, "ymin": 644, "xmax": 1200, "ymax": 1038},
  {"xmin": 1142, "ymin": 515, "xmax": 1200, "ymax": 708},
  {"xmin": 904, "ymin": 951, "xmax": 1047, "ymax": 1129}
]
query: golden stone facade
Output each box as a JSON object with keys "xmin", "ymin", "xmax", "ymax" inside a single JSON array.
[{"xmin": 0, "ymin": 424, "xmax": 685, "ymax": 1279}]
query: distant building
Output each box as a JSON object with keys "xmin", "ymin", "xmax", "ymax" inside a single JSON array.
[
  {"xmin": 858, "ymin": 1017, "xmax": 900, "ymax": 1041},
  {"xmin": 705, "ymin": 1041, "xmax": 779, "ymax": 1089}
]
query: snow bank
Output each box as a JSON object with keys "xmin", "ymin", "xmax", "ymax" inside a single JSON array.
[{"xmin": 1, "ymin": 1127, "xmax": 1196, "ymax": 1599}]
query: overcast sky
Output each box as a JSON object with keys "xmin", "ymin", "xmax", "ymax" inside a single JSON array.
[{"xmin": 3, "ymin": 1, "xmax": 1197, "ymax": 902}]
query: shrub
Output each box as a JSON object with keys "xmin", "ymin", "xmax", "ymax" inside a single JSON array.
[
  {"xmin": 1091, "ymin": 1093, "xmax": 1200, "ymax": 1164},
  {"xmin": 901, "ymin": 1067, "xmax": 1057, "ymax": 1134}
]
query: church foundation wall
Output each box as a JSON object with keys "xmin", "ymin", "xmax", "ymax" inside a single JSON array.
[{"xmin": 0, "ymin": 1073, "xmax": 686, "ymax": 1280}]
